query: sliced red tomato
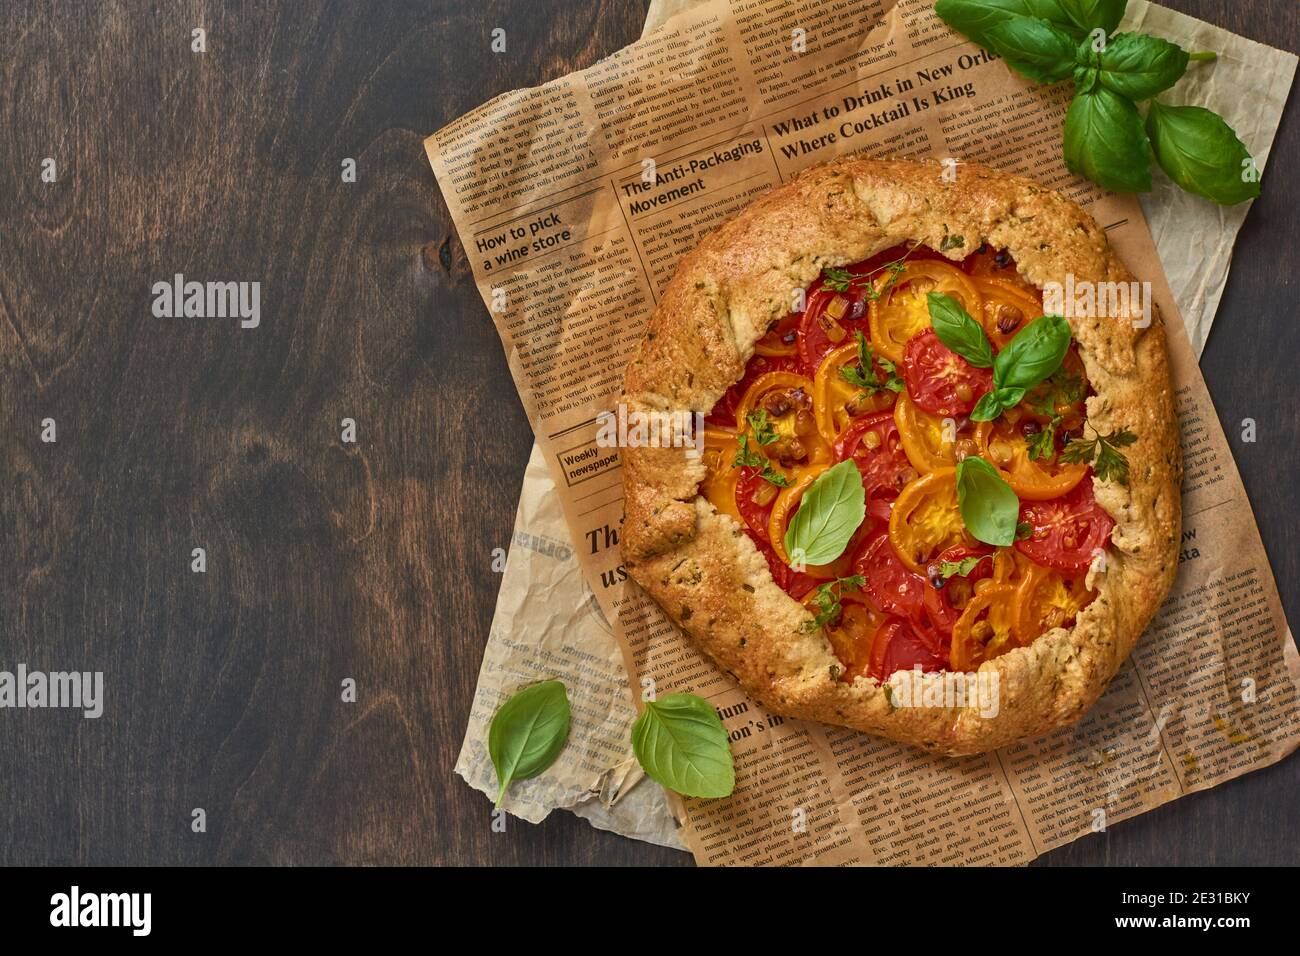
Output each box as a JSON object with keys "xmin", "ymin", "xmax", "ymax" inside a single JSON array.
[
  {"xmin": 706, "ymin": 354, "xmax": 805, "ymax": 426},
  {"xmin": 868, "ymin": 615, "xmax": 949, "ymax": 682},
  {"xmin": 903, "ymin": 329, "xmax": 993, "ymax": 417},
  {"xmin": 798, "ymin": 288, "xmax": 872, "ymax": 372},
  {"xmin": 796, "ymin": 244, "xmax": 943, "ymax": 371},
  {"xmin": 734, "ymin": 467, "xmax": 778, "ymax": 543},
  {"xmin": 1015, "ymin": 475, "xmax": 1114, "ymax": 574},
  {"xmin": 921, "ymin": 544, "xmax": 995, "ymax": 636},
  {"xmin": 851, "ymin": 529, "xmax": 928, "ymax": 620},
  {"xmin": 832, "ymin": 411, "xmax": 914, "ymax": 524}
]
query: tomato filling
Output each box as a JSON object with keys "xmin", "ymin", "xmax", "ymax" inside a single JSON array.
[{"xmin": 696, "ymin": 243, "xmax": 1113, "ymax": 680}]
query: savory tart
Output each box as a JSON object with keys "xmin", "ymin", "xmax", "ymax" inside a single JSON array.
[{"xmin": 620, "ymin": 158, "xmax": 1181, "ymax": 755}]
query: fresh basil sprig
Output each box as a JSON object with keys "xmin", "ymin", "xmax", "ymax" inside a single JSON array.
[
  {"xmin": 934, "ymin": 0, "xmax": 1259, "ymax": 205},
  {"xmin": 927, "ymin": 294, "xmax": 1071, "ymax": 422},
  {"xmin": 631, "ymin": 693, "xmax": 735, "ymax": 798},
  {"xmin": 993, "ymin": 313, "xmax": 1072, "ymax": 389},
  {"xmin": 784, "ymin": 459, "xmax": 866, "ymax": 565},
  {"xmin": 972, "ymin": 314, "xmax": 1071, "ymax": 420},
  {"xmin": 1081, "ymin": 32, "xmax": 1188, "ymax": 100},
  {"xmin": 927, "ymin": 292, "xmax": 994, "ymax": 368},
  {"xmin": 1146, "ymin": 101, "xmax": 1260, "ymax": 205},
  {"xmin": 488, "ymin": 680, "xmax": 571, "ymax": 808},
  {"xmin": 1063, "ymin": 87, "xmax": 1152, "ymax": 193},
  {"xmin": 932, "ymin": 0, "xmax": 1082, "ymax": 49},
  {"xmin": 1060, "ymin": 0, "xmax": 1126, "ymax": 35},
  {"xmin": 956, "ymin": 456, "xmax": 1022, "ymax": 547}
]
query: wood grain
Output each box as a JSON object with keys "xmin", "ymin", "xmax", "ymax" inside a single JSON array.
[{"xmin": 0, "ymin": 0, "xmax": 1295, "ymax": 866}]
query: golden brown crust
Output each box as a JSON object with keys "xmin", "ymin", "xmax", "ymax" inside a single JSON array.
[{"xmin": 620, "ymin": 157, "xmax": 1181, "ymax": 755}]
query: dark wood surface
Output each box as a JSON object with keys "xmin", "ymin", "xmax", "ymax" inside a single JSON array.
[{"xmin": 0, "ymin": 0, "xmax": 1295, "ymax": 867}]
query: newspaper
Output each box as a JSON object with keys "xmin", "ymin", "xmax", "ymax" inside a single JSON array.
[{"xmin": 428, "ymin": 0, "xmax": 1300, "ymax": 864}]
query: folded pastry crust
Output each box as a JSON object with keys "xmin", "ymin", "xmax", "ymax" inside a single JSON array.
[{"xmin": 620, "ymin": 157, "xmax": 1181, "ymax": 755}]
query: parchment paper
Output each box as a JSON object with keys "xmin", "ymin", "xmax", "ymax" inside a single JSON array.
[{"xmin": 432, "ymin": 0, "xmax": 1300, "ymax": 863}]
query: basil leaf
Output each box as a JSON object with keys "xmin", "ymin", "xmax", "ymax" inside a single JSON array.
[
  {"xmin": 1088, "ymin": 33, "xmax": 1188, "ymax": 100},
  {"xmin": 1073, "ymin": 63, "xmax": 1099, "ymax": 93},
  {"xmin": 956, "ymin": 456, "xmax": 1021, "ymax": 547},
  {"xmin": 927, "ymin": 292, "xmax": 994, "ymax": 368},
  {"xmin": 934, "ymin": 0, "xmax": 1081, "ymax": 47},
  {"xmin": 488, "ymin": 680, "xmax": 571, "ymax": 808},
  {"xmin": 984, "ymin": 17, "xmax": 1078, "ymax": 84},
  {"xmin": 631, "ymin": 693, "xmax": 735, "ymax": 798},
  {"xmin": 1063, "ymin": 87, "xmax": 1152, "ymax": 193},
  {"xmin": 1059, "ymin": 0, "xmax": 1126, "ymax": 35},
  {"xmin": 783, "ymin": 459, "xmax": 866, "ymax": 566},
  {"xmin": 1146, "ymin": 100, "xmax": 1261, "ymax": 206},
  {"xmin": 970, "ymin": 385, "xmax": 1026, "ymax": 421},
  {"xmin": 993, "ymin": 314, "xmax": 1071, "ymax": 389}
]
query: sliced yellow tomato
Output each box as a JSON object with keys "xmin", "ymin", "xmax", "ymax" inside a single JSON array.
[
  {"xmin": 893, "ymin": 392, "xmax": 991, "ymax": 474},
  {"xmin": 734, "ymin": 371, "xmax": 831, "ymax": 467},
  {"xmin": 813, "ymin": 341, "xmax": 896, "ymax": 447},
  {"xmin": 868, "ymin": 261, "xmax": 982, "ymax": 364},
  {"xmin": 699, "ymin": 427, "xmax": 742, "ymax": 524},
  {"xmin": 951, "ymin": 585, "xmax": 1019, "ymax": 671},
  {"xmin": 978, "ymin": 414, "xmax": 1086, "ymax": 501},
  {"xmin": 888, "ymin": 468, "xmax": 975, "ymax": 574},
  {"xmin": 1012, "ymin": 564, "xmax": 1096, "ymax": 645},
  {"xmin": 972, "ymin": 277, "xmax": 1043, "ymax": 351}
]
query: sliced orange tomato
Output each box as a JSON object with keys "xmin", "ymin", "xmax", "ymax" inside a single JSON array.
[
  {"xmin": 888, "ymin": 468, "xmax": 976, "ymax": 574},
  {"xmin": 977, "ymin": 413, "xmax": 1087, "ymax": 501},
  {"xmin": 868, "ymin": 261, "xmax": 982, "ymax": 364},
  {"xmin": 802, "ymin": 588, "xmax": 886, "ymax": 682},
  {"xmin": 972, "ymin": 276, "xmax": 1043, "ymax": 351},
  {"xmin": 950, "ymin": 585, "xmax": 1019, "ymax": 671},
  {"xmin": 813, "ymin": 341, "xmax": 897, "ymax": 446},
  {"xmin": 992, "ymin": 547, "xmax": 1035, "ymax": 589},
  {"xmin": 894, "ymin": 392, "xmax": 991, "ymax": 474},
  {"xmin": 699, "ymin": 427, "xmax": 742, "ymax": 523},
  {"xmin": 1012, "ymin": 564, "xmax": 1096, "ymax": 645}
]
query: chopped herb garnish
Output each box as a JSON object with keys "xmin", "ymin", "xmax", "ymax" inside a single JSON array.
[
  {"xmin": 819, "ymin": 246, "xmax": 916, "ymax": 301},
  {"xmin": 1015, "ymin": 521, "xmax": 1033, "ymax": 541},
  {"xmin": 733, "ymin": 434, "xmax": 790, "ymax": 487},
  {"xmin": 1061, "ymin": 427, "xmax": 1138, "ymax": 485},
  {"xmin": 1025, "ymin": 369, "xmax": 1085, "ymax": 461},
  {"xmin": 936, "ymin": 553, "xmax": 992, "ymax": 581},
  {"xmin": 747, "ymin": 409, "xmax": 778, "ymax": 446},
  {"xmin": 939, "ymin": 233, "xmax": 965, "ymax": 252},
  {"xmin": 838, "ymin": 331, "xmax": 905, "ymax": 395},
  {"xmin": 802, "ymin": 574, "xmax": 867, "ymax": 631}
]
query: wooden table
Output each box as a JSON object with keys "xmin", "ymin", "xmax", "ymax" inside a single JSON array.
[{"xmin": 1, "ymin": 0, "xmax": 1296, "ymax": 866}]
